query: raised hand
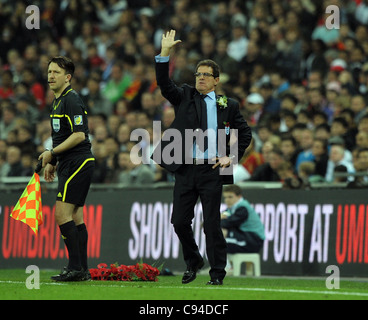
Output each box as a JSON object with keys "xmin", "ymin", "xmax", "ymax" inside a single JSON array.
[{"xmin": 160, "ymin": 29, "xmax": 182, "ymax": 56}]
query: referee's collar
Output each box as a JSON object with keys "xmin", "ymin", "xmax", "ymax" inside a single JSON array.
[{"xmin": 56, "ymin": 85, "xmax": 73, "ymax": 99}]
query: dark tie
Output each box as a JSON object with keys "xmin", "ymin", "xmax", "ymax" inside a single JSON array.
[{"xmin": 200, "ymin": 95, "xmax": 208, "ymax": 153}]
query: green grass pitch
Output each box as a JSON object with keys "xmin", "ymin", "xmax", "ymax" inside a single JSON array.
[{"xmin": 0, "ymin": 269, "xmax": 368, "ymax": 301}]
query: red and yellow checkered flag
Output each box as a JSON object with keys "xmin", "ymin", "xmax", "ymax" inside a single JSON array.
[{"xmin": 10, "ymin": 171, "xmax": 43, "ymax": 235}]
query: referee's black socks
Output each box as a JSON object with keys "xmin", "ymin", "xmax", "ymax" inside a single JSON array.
[
  {"xmin": 59, "ymin": 221, "xmax": 81, "ymax": 271},
  {"xmin": 77, "ymin": 223, "xmax": 88, "ymax": 271}
]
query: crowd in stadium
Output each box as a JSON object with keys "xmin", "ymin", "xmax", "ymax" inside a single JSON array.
[{"xmin": 0, "ymin": 0, "xmax": 368, "ymax": 188}]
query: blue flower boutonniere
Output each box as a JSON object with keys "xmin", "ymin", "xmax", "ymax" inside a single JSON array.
[{"xmin": 217, "ymin": 96, "xmax": 228, "ymax": 109}]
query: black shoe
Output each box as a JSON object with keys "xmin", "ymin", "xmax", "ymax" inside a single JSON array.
[
  {"xmin": 81, "ymin": 269, "xmax": 91, "ymax": 281},
  {"xmin": 51, "ymin": 267, "xmax": 84, "ymax": 282},
  {"xmin": 182, "ymin": 260, "xmax": 204, "ymax": 284},
  {"xmin": 206, "ymin": 279, "xmax": 223, "ymax": 285}
]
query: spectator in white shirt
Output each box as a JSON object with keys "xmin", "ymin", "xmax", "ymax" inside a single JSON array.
[
  {"xmin": 325, "ymin": 145, "xmax": 355, "ymax": 182},
  {"xmin": 355, "ymin": 0, "xmax": 368, "ymax": 25},
  {"xmin": 227, "ymin": 21, "xmax": 249, "ymax": 62}
]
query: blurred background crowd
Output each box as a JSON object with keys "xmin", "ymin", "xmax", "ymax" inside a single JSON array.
[{"xmin": 0, "ymin": 0, "xmax": 368, "ymax": 188}]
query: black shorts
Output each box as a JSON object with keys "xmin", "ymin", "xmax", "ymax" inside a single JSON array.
[{"xmin": 56, "ymin": 156, "xmax": 95, "ymax": 206}]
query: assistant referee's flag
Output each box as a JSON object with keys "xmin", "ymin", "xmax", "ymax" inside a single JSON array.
[{"xmin": 10, "ymin": 162, "xmax": 43, "ymax": 235}]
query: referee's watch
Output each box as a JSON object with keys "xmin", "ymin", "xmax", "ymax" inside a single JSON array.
[{"xmin": 50, "ymin": 148, "xmax": 57, "ymax": 157}]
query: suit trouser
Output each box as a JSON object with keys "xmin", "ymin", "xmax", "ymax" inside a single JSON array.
[{"xmin": 172, "ymin": 164, "xmax": 227, "ymax": 280}]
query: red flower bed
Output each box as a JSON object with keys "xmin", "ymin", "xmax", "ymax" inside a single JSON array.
[{"xmin": 89, "ymin": 262, "xmax": 160, "ymax": 281}]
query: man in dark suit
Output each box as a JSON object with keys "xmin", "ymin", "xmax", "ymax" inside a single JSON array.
[{"xmin": 152, "ymin": 30, "xmax": 252, "ymax": 285}]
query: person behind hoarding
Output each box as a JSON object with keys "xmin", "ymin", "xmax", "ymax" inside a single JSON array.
[{"xmin": 221, "ymin": 184, "xmax": 265, "ymax": 256}]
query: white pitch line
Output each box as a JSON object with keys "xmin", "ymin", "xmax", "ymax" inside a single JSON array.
[
  {"xmin": 153, "ymin": 285, "xmax": 368, "ymax": 297},
  {"xmin": 0, "ymin": 280, "xmax": 65, "ymax": 286},
  {"xmin": 1, "ymin": 280, "xmax": 368, "ymax": 297}
]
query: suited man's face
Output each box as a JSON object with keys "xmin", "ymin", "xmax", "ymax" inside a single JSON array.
[{"xmin": 195, "ymin": 66, "xmax": 219, "ymax": 95}]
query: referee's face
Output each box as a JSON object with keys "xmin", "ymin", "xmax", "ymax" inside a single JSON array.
[{"xmin": 48, "ymin": 62, "xmax": 71, "ymax": 97}]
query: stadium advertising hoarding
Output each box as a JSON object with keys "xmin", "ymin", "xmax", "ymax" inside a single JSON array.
[{"xmin": 0, "ymin": 188, "xmax": 367, "ymax": 277}]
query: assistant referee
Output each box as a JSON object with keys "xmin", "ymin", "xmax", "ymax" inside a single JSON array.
[{"xmin": 39, "ymin": 56, "xmax": 95, "ymax": 281}]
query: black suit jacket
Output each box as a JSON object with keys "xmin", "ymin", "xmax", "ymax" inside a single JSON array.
[{"xmin": 152, "ymin": 60, "xmax": 252, "ymax": 184}]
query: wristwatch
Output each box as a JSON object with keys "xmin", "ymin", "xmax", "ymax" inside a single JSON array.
[{"xmin": 50, "ymin": 148, "xmax": 57, "ymax": 157}]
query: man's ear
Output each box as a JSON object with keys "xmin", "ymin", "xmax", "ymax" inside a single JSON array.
[{"xmin": 65, "ymin": 74, "xmax": 72, "ymax": 83}]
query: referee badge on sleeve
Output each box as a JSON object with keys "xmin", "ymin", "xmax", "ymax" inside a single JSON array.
[{"xmin": 74, "ymin": 115, "xmax": 83, "ymax": 125}]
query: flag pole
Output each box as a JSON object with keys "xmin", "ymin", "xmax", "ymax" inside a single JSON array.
[{"xmin": 35, "ymin": 158, "xmax": 42, "ymax": 174}]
